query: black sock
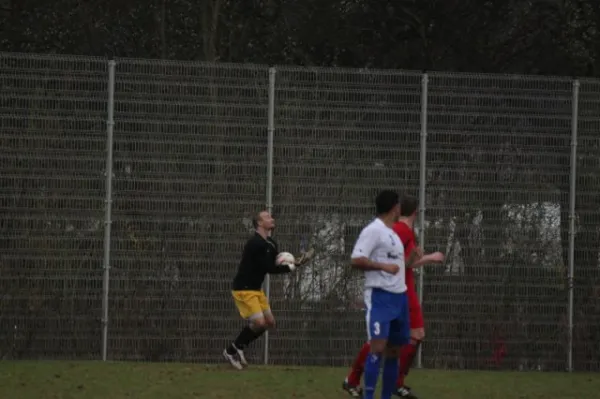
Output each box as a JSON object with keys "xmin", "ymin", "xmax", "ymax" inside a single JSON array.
[
  {"xmin": 253, "ymin": 328, "xmax": 266, "ymax": 341},
  {"xmin": 227, "ymin": 326, "xmax": 260, "ymax": 354},
  {"xmin": 247, "ymin": 328, "xmax": 266, "ymax": 348},
  {"xmin": 243, "ymin": 326, "xmax": 267, "ymax": 348}
]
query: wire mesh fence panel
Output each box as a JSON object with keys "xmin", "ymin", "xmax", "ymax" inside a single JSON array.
[
  {"xmin": 574, "ymin": 79, "xmax": 600, "ymax": 372},
  {"xmin": 110, "ymin": 59, "xmax": 270, "ymax": 362},
  {"xmin": 0, "ymin": 53, "xmax": 108, "ymax": 359},
  {"xmin": 3, "ymin": 49, "xmax": 599, "ymax": 372},
  {"xmin": 270, "ymin": 66, "xmax": 422, "ymax": 366},
  {"xmin": 424, "ymin": 72, "xmax": 573, "ymax": 371}
]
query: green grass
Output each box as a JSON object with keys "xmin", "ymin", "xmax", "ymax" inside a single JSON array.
[{"xmin": 1, "ymin": 361, "xmax": 598, "ymax": 399}]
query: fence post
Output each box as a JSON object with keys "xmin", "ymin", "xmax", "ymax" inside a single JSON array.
[
  {"xmin": 567, "ymin": 79, "xmax": 579, "ymax": 372},
  {"xmin": 416, "ymin": 72, "xmax": 429, "ymax": 369},
  {"xmin": 264, "ymin": 67, "xmax": 276, "ymax": 365},
  {"xmin": 101, "ymin": 59, "xmax": 116, "ymax": 362}
]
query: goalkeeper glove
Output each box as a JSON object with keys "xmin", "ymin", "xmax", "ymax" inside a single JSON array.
[{"xmin": 294, "ymin": 247, "xmax": 315, "ymax": 266}]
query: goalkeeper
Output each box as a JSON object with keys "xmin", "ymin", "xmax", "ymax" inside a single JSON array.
[{"xmin": 223, "ymin": 210, "xmax": 314, "ymax": 369}]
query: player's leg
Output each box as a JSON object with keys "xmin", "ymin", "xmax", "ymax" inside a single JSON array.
[
  {"xmin": 260, "ymin": 290, "xmax": 276, "ymax": 329},
  {"xmin": 382, "ymin": 293, "xmax": 410, "ymax": 399},
  {"xmin": 342, "ymin": 341, "xmax": 370, "ymax": 397},
  {"xmin": 395, "ymin": 331, "xmax": 423, "ymax": 398},
  {"xmin": 363, "ymin": 289, "xmax": 392, "ymax": 399},
  {"xmin": 396, "ymin": 329, "xmax": 423, "ymax": 394},
  {"xmin": 224, "ymin": 291, "xmax": 268, "ymax": 369},
  {"xmin": 381, "ymin": 342, "xmax": 402, "ymax": 399},
  {"xmin": 230, "ymin": 290, "xmax": 274, "ymax": 366},
  {"xmin": 363, "ymin": 338, "xmax": 389, "ymax": 399},
  {"xmin": 396, "ymin": 295, "xmax": 424, "ymax": 398}
]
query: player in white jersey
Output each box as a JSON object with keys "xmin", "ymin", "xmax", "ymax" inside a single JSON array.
[{"xmin": 350, "ymin": 190, "xmax": 410, "ymax": 399}]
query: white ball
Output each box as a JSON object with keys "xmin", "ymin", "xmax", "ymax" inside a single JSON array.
[{"xmin": 276, "ymin": 251, "xmax": 295, "ymax": 265}]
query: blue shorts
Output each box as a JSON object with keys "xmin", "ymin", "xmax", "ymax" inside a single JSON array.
[{"xmin": 364, "ymin": 288, "xmax": 410, "ymax": 346}]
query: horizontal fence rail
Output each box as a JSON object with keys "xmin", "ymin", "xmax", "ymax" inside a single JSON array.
[{"xmin": 1, "ymin": 52, "xmax": 599, "ymax": 372}]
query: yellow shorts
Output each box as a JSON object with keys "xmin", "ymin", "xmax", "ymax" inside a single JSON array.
[{"xmin": 231, "ymin": 290, "xmax": 270, "ymax": 319}]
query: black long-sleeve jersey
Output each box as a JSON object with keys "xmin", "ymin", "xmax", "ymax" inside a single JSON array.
[{"xmin": 232, "ymin": 233, "xmax": 292, "ymax": 291}]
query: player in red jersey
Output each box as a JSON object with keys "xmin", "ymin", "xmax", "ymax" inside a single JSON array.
[{"xmin": 343, "ymin": 195, "xmax": 445, "ymax": 398}]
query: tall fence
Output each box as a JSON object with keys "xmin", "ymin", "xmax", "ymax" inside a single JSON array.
[{"xmin": 1, "ymin": 52, "xmax": 599, "ymax": 372}]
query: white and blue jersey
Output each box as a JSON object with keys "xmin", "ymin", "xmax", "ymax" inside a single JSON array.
[{"xmin": 351, "ymin": 218, "xmax": 410, "ymax": 345}]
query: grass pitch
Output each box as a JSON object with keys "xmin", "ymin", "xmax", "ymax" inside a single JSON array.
[{"xmin": 1, "ymin": 361, "xmax": 598, "ymax": 399}]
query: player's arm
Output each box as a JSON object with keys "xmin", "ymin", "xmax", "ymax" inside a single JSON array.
[
  {"xmin": 406, "ymin": 249, "xmax": 444, "ymax": 268},
  {"xmin": 266, "ymin": 264, "xmax": 294, "ymax": 273},
  {"xmin": 405, "ymin": 246, "xmax": 422, "ymax": 268},
  {"xmin": 392, "ymin": 223, "xmax": 425, "ymax": 269},
  {"xmin": 350, "ymin": 229, "xmax": 399, "ymax": 274},
  {"xmin": 265, "ymin": 258, "xmax": 295, "ymax": 273},
  {"xmin": 398, "ymin": 232, "xmax": 425, "ymax": 269},
  {"xmin": 256, "ymin": 243, "xmax": 295, "ymax": 274},
  {"xmin": 351, "ymin": 257, "xmax": 391, "ymax": 271}
]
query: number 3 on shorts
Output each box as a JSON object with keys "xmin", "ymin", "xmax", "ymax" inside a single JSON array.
[{"xmin": 373, "ymin": 321, "xmax": 380, "ymax": 336}]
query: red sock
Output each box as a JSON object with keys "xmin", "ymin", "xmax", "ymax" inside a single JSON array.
[
  {"xmin": 347, "ymin": 341, "xmax": 371, "ymax": 386},
  {"xmin": 397, "ymin": 342, "xmax": 418, "ymax": 387}
]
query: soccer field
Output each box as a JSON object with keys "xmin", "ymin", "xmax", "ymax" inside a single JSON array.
[{"xmin": 1, "ymin": 361, "xmax": 598, "ymax": 399}]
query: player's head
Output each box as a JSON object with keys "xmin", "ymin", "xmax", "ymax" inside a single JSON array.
[
  {"xmin": 400, "ymin": 194, "xmax": 418, "ymax": 220},
  {"xmin": 253, "ymin": 210, "xmax": 275, "ymax": 231},
  {"xmin": 375, "ymin": 190, "xmax": 400, "ymax": 219}
]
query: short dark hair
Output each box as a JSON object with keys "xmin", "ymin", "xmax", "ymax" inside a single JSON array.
[
  {"xmin": 375, "ymin": 190, "xmax": 400, "ymax": 215},
  {"xmin": 400, "ymin": 194, "xmax": 418, "ymax": 217},
  {"xmin": 252, "ymin": 211, "xmax": 265, "ymax": 229}
]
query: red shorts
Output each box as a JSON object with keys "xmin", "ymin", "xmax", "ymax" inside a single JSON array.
[{"xmin": 407, "ymin": 285, "xmax": 424, "ymax": 329}]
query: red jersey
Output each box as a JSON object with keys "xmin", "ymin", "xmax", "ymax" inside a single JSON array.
[
  {"xmin": 393, "ymin": 220, "xmax": 425, "ymax": 328},
  {"xmin": 392, "ymin": 221, "xmax": 417, "ymax": 291}
]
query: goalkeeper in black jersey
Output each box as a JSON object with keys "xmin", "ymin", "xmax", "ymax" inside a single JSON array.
[{"xmin": 223, "ymin": 210, "xmax": 313, "ymax": 369}]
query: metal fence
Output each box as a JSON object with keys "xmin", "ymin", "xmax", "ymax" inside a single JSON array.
[{"xmin": 1, "ymin": 52, "xmax": 599, "ymax": 372}]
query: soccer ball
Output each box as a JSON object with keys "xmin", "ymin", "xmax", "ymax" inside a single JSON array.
[{"xmin": 276, "ymin": 252, "xmax": 295, "ymax": 266}]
